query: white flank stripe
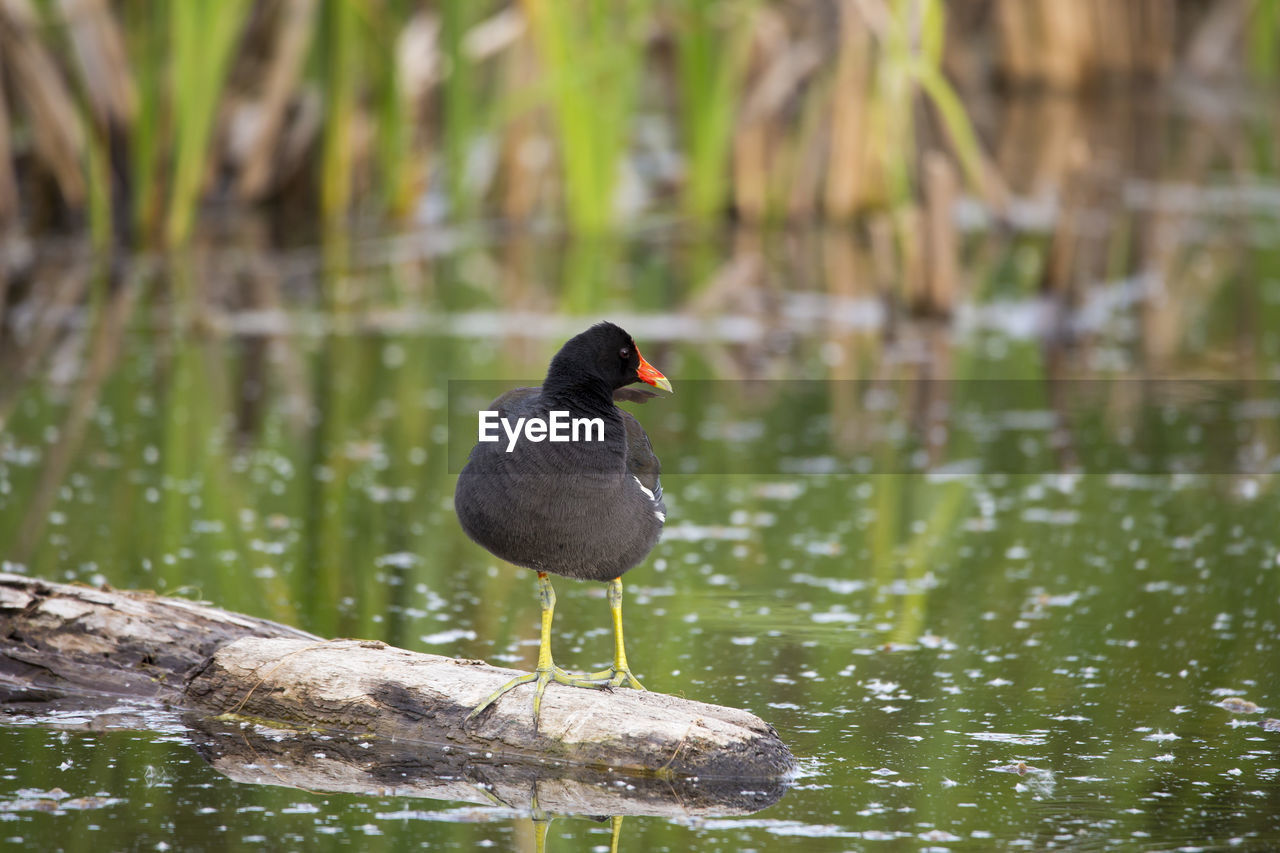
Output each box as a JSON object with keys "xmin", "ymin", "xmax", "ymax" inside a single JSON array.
[
  {"xmin": 654, "ymin": 511, "xmax": 666, "ymax": 523},
  {"xmin": 633, "ymin": 475, "xmax": 656, "ymax": 501}
]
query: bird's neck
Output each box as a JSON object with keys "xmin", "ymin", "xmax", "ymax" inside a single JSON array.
[{"xmin": 542, "ymin": 372, "xmax": 615, "ymax": 412}]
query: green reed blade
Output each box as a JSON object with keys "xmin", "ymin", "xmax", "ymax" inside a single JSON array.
[
  {"xmin": 165, "ymin": 0, "xmax": 252, "ymax": 246},
  {"xmin": 319, "ymin": 0, "xmax": 358, "ymax": 222},
  {"xmin": 673, "ymin": 0, "xmax": 756, "ymax": 221},
  {"xmin": 1250, "ymin": 0, "xmax": 1280, "ymax": 79},
  {"xmin": 522, "ymin": 0, "xmax": 650, "ymax": 233}
]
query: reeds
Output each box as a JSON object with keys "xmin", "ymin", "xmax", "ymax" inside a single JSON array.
[
  {"xmin": 0, "ymin": 0, "xmax": 87, "ymax": 211},
  {"xmin": 1251, "ymin": 0, "xmax": 1280, "ymax": 79},
  {"xmin": 670, "ymin": 0, "xmax": 757, "ymax": 221},
  {"xmin": 0, "ymin": 64, "xmax": 18, "ymax": 230},
  {"xmin": 0, "ymin": 0, "xmax": 1276, "ymax": 244},
  {"xmin": 520, "ymin": 0, "xmax": 651, "ymax": 232},
  {"xmin": 167, "ymin": 1, "xmax": 254, "ymax": 244},
  {"xmin": 986, "ymin": 0, "xmax": 1268, "ymax": 88},
  {"xmin": 234, "ymin": 0, "xmax": 318, "ymax": 202}
]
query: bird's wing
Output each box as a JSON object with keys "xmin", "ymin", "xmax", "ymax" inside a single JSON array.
[
  {"xmin": 490, "ymin": 386, "xmax": 541, "ymax": 411},
  {"xmin": 621, "ymin": 409, "xmax": 662, "ymax": 504},
  {"xmin": 465, "ymin": 386, "xmax": 541, "ymax": 465}
]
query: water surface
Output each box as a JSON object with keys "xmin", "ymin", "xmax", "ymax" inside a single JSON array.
[{"xmin": 2, "ymin": 217, "xmax": 1279, "ymax": 850}]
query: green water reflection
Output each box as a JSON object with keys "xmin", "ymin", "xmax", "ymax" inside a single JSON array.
[{"xmin": 2, "ymin": 230, "xmax": 1279, "ymax": 851}]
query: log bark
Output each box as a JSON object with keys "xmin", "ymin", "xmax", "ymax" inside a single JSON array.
[
  {"xmin": 1, "ymin": 572, "xmax": 796, "ymax": 812},
  {"xmin": 0, "ymin": 572, "xmax": 316, "ymax": 701},
  {"xmin": 187, "ymin": 636, "xmax": 794, "ymax": 780}
]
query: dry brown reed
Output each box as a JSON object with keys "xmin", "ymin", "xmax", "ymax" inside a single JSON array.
[
  {"xmin": 824, "ymin": 0, "xmax": 874, "ymax": 219},
  {"xmin": 0, "ymin": 64, "xmax": 17, "ymax": 227},
  {"xmin": 0, "ymin": 0, "xmax": 87, "ymax": 209},
  {"xmin": 992, "ymin": 0, "xmax": 1178, "ymax": 89},
  {"xmin": 922, "ymin": 150, "xmax": 957, "ymax": 315},
  {"xmin": 61, "ymin": 0, "xmax": 137, "ymax": 129},
  {"xmin": 233, "ymin": 0, "xmax": 319, "ymax": 201}
]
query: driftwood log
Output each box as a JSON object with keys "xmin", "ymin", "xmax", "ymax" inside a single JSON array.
[{"xmin": 0, "ymin": 573, "xmax": 795, "ymax": 817}]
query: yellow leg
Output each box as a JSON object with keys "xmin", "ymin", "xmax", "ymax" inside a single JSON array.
[
  {"xmin": 579, "ymin": 577, "xmax": 646, "ymax": 689},
  {"xmin": 531, "ymin": 788, "xmax": 552, "ymax": 853},
  {"xmin": 533, "ymin": 816, "xmax": 551, "ymax": 853},
  {"xmin": 610, "ymin": 815, "xmax": 624, "ymax": 852},
  {"xmin": 467, "ymin": 572, "xmax": 607, "ymax": 727},
  {"xmin": 534, "ymin": 805, "xmax": 621, "ymax": 853}
]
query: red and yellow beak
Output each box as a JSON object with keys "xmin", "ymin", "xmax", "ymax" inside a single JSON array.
[{"xmin": 636, "ymin": 350, "xmax": 673, "ymax": 393}]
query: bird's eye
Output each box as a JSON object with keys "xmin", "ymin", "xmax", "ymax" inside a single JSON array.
[{"xmin": 619, "ymin": 347, "xmax": 631, "ymax": 360}]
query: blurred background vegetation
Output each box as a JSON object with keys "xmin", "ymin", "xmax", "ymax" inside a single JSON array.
[{"xmin": 0, "ymin": 0, "xmax": 1274, "ymax": 247}]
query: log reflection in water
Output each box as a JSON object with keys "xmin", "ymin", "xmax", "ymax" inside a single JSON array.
[{"xmin": 187, "ymin": 714, "xmax": 790, "ymax": 819}]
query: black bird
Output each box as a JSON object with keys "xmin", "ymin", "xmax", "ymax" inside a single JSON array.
[{"xmin": 455, "ymin": 322, "xmax": 671, "ymax": 723}]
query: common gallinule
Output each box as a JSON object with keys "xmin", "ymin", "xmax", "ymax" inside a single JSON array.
[{"xmin": 455, "ymin": 322, "xmax": 671, "ymax": 724}]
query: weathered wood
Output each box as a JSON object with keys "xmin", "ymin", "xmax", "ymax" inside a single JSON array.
[
  {"xmin": 187, "ymin": 636, "xmax": 795, "ymax": 780},
  {"xmin": 1, "ymin": 573, "xmax": 796, "ymax": 789},
  {"xmin": 0, "ymin": 573, "xmax": 316, "ymax": 700}
]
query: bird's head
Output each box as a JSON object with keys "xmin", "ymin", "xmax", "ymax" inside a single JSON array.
[{"xmin": 547, "ymin": 322, "xmax": 673, "ymax": 396}]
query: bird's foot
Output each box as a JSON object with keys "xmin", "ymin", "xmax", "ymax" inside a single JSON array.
[
  {"xmin": 551, "ymin": 665, "xmax": 611, "ymax": 684},
  {"xmin": 466, "ymin": 665, "xmax": 610, "ymax": 725},
  {"xmin": 466, "ymin": 671, "xmax": 537, "ymax": 722},
  {"xmin": 576, "ymin": 666, "xmax": 645, "ymax": 690},
  {"xmin": 608, "ymin": 667, "xmax": 645, "ymax": 690}
]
